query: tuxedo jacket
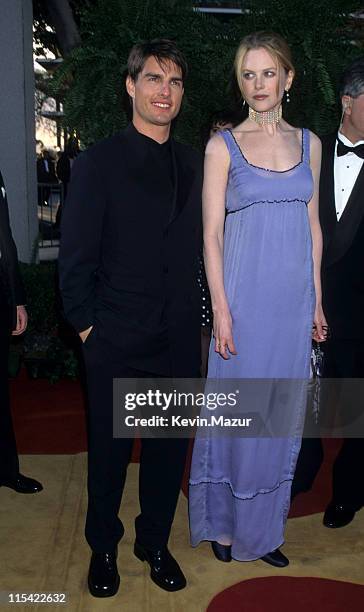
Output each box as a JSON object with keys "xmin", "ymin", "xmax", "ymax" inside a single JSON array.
[
  {"xmin": 319, "ymin": 133, "xmax": 364, "ymax": 339},
  {"xmin": 0, "ymin": 171, "xmax": 26, "ymax": 330},
  {"xmin": 58, "ymin": 124, "xmax": 203, "ymax": 376}
]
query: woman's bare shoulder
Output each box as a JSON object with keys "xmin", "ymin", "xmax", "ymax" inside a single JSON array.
[
  {"xmin": 307, "ymin": 129, "xmax": 321, "ymax": 148},
  {"xmin": 231, "ymin": 119, "xmax": 253, "ymax": 136},
  {"xmin": 205, "ymin": 131, "xmax": 230, "ymax": 160}
]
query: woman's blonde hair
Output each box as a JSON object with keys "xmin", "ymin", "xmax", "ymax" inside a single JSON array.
[{"xmin": 234, "ymin": 31, "xmax": 295, "ymax": 97}]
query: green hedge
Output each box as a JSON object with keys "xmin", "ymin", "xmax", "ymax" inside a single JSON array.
[
  {"xmin": 10, "ymin": 262, "xmax": 79, "ymax": 381},
  {"xmin": 19, "ymin": 262, "xmax": 58, "ymax": 333},
  {"xmin": 53, "ymin": 0, "xmax": 362, "ymax": 148}
]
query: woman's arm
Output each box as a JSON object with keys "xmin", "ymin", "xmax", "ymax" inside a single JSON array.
[
  {"xmin": 203, "ymin": 135, "xmax": 237, "ymax": 359},
  {"xmin": 308, "ymin": 131, "xmax": 327, "ymax": 342}
]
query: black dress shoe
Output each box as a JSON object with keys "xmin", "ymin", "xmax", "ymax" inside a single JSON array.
[
  {"xmin": 134, "ymin": 541, "xmax": 186, "ymax": 592},
  {"xmin": 0, "ymin": 473, "xmax": 43, "ymax": 494},
  {"xmin": 261, "ymin": 549, "xmax": 289, "ymax": 567},
  {"xmin": 211, "ymin": 541, "xmax": 232, "ymax": 562},
  {"xmin": 323, "ymin": 502, "xmax": 356, "ymax": 528},
  {"xmin": 88, "ymin": 551, "xmax": 120, "ymax": 598}
]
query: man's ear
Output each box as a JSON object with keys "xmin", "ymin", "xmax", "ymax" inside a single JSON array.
[
  {"xmin": 341, "ymin": 94, "xmax": 352, "ymax": 115},
  {"xmin": 126, "ymin": 75, "xmax": 135, "ymax": 99}
]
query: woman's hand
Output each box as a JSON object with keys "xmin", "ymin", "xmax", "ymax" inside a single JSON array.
[
  {"xmin": 213, "ymin": 308, "xmax": 237, "ymax": 359},
  {"xmin": 312, "ymin": 303, "xmax": 328, "ymax": 342}
]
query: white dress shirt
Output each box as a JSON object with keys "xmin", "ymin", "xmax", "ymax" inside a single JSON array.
[{"xmin": 334, "ymin": 131, "xmax": 364, "ymax": 221}]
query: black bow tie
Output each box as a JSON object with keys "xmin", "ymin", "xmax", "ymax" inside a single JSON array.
[{"xmin": 337, "ymin": 139, "xmax": 364, "ymax": 159}]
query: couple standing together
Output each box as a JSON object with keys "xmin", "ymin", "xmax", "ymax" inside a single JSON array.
[{"xmin": 59, "ymin": 33, "xmax": 326, "ymax": 597}]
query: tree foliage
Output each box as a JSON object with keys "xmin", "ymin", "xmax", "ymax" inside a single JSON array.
[
  {"xmin": 33, "ymin": 0, "xmax": 88, "ymax": 57},
  {"xmin": 52, "ymin": 0, "xmax": 363, "ymax": 148},
  {"xmin": 53, "ymin": 0, "xmax": 239, "ymax": 147},
  {"xmin": 242, "ymin": 0, "xmax": 362, "ymax": 134}
]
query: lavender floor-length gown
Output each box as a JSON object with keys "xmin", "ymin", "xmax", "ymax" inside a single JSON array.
[{"xmin": 189, "ymin": 128, "xmax": 315, "ymax": 560}]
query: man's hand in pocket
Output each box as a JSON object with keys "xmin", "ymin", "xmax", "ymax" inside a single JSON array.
[{"xmin": 79, "ymin": 325, "xmax": 93, "ymax": 343}]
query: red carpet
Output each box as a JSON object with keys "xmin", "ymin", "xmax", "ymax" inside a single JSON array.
[
  {"xmin": 10, "ymin": 368, "xmax": 341, "ymax": 515},
  {"xmin": 207, "ymin": 577, "xmax": 364, "ymax": 612},
  {"xmin": 289, "ymin": 438, "xmax": 341, "ymax": 518},
  {"xmin": 10, "ymin": 368, "xmax": 143, "ymax": 459},
  {"xmin": 10, "ymin": 368, "xmax": 87, "ymax": 454}
]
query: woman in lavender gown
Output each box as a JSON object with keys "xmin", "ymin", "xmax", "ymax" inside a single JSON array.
[{"xmin": 189, "ymin": 32, "xmax": 327, "ymax": 566}]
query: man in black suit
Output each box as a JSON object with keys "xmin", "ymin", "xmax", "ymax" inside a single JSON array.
[
  {"xmin": 292, "ymin": 57, "xmax": 364, "ymax": 527},
  {"xmin": 59, "ymin": 40, "xmax": 202, "ymax": 597},
  {"xmin": 36, "ymin": 143, "xmax": 58, "ymax": 207},
  {"xmin": 55, "ymin": 139, "xmax": 79, "ymax": 229},
  {"xmin": 0, "ymin": 170, "xmax": 43, "ymax": 495}
]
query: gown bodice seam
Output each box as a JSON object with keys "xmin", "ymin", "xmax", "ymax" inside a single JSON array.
[
  {"xmin": 226, "ymin": 127, "xmax": 309, "ymax": 174},
  {"xmin": 221, "ymin": 128, "xmax": 312, "ymax": 213}
]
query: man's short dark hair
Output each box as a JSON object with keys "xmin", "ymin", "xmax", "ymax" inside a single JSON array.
[
  {"xmin": 127, "ymin": 39, "xmax": 188, "ymax": 83},
  {"xmin": 339, "ymin": 56, "xmax": 364, "ymax": 99}
]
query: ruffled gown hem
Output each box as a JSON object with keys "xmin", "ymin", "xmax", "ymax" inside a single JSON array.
[{"xmin": 189, "ymin": 476, "xmax": 294, "ymax": 500}]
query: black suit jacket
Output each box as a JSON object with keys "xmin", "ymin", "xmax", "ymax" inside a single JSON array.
[
  {"xmin": 319, "ymin": 133, "xmax": 364, "ymax": 339},
  {"xmin": 59, "ymin": 124, "xmax": 203, "ymax": 376},
  {"xmin": 0, "ymin": 171, "xmax": 26, "ymax": 330},
  {"xmin": 37, "ymin": 157, "xmax": 58, "ymax": 184},
  {"xmin": 56, "ymin": 153, "xmax": 71, "ymax": 185}
]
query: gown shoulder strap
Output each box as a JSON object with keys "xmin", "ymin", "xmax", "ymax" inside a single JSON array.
[
  {"xmin": 215, "ymin": 129, "xmax": 237, "ymax": 160},
  {"xmin": 302, "ymin": 128, "xmax": 311, "ymax": 164}
]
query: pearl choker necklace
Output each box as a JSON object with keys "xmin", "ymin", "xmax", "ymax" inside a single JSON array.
[{"xmin": 249, "ymin": 105, "xmax": 282, "ymax": 126}]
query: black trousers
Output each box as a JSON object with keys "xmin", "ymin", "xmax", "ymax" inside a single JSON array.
[
  {"xmin": 82, "ymin": 327, "xmax": 190, "ymax": 553},
  {"xmin": 292, "ymin": 337, "xmax": 364, "ymax": 510},
  {"xmin": 0, "ymin": 285, "xmax": 19, "ymax": 481}
]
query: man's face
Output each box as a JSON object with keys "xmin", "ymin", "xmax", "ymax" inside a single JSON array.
[
  {"xmin": 342, "ymin": 92, "xmax": 364, "ymax": 141},
  {"xmin": 126, "ymin": 56, "xmax": 184, "ymax": 130}
]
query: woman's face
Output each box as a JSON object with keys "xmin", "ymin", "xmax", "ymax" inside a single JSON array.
[{"xmin": 240, "ymin": 47, "xmax": 292, "ymax": 112}]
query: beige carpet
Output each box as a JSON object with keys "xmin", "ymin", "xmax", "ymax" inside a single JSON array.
[{"xmin": 1, "ymin": 454, "xmax": 363, "ymax": 611}]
